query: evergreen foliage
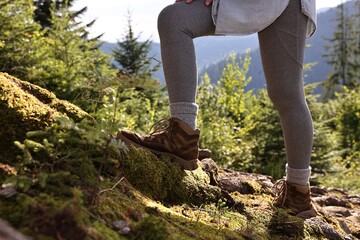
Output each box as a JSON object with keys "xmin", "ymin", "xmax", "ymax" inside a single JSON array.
[
  {"xmin": 197, "ymin": 54, "xmax": 257, "ymax": 170},
  {"xmin": 30, "ymin": 4, "xmax": 117, "ymax": 111},
  {"xmin": 247, "ymin": 89, "xmax": 284, "ymax": 178},
  {"xmin": 351, "ymin": 0, "xmax": 360, "ymax": 83},
  {"xmin": 0, "ymin": 0, "xmax": 117, "ymax": 111},
  {"xmin": 113, "ymin": 14, "xmax": 160, "ymax": 78},
  {"xmin": 334, "ymin": 87, "xmax": 360, "ymax": 166},
  {"xmin": 0, "ymin": 0, "xmax": 43, "ymax": 80},
  {"xmin": 323, "ymin": 1, "xmax": 360, "ymax": 99},
  {"xmin": 33, "ymin": 0, "xmax": 77, "ymax": 28}
]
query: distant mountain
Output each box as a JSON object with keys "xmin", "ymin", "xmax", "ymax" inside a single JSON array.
[
  {"xmin": 101, "ymin": 35, "xmax": 258, "ymax": 84},
  {"xmin": 100, "ymin": 1, "xmax": 356, "ymax": 92}
]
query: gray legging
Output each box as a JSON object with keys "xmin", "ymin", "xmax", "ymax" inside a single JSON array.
[{"xmin": 157, "ymin": 0, "xmax": 313, "ymax": 169}]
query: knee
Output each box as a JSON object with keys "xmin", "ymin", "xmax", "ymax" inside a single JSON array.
[
  {"xmin": 267, "ymin": 88, "xmax": 307, "ymax": 114},
  {"xmin": 157, "ymin": 4, "xmax": 184, "ymax": 37}
]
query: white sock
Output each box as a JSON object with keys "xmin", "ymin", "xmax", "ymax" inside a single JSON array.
[
  {"xmin": 286, "ymin": 164, "xmax": 311, "ymax": 186},
  {"xmin": 169, "ymin": 102, "xmax": 198, "ymax": 130}
]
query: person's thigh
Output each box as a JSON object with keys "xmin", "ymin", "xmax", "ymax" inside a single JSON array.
[
  {"xmin": 158, "ymin": 0, "xmax": 215, "ymax": 103},
  {"xmin": 258, "ymin": 0, "xmax": 308, "ymax": 110},
  {"xmin": 158, "ymin": 0, "xmax": 215, "ymax": 40}
]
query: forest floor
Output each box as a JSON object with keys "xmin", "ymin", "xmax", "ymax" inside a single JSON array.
[{"xmin": 1, "ymin": 72, "xmax": 359, "ymax": 240}]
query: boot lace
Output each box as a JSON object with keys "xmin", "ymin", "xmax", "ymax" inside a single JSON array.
[
  {"xmin": 272, "ymin": 179, "xmax": 288, "ymax": 207},
  {"xmin": 149, "ymin": 118, "xmax": 173, "ymax": 136}
]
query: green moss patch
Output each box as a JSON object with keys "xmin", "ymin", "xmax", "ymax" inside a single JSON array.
[
  {"xmin": 0, "ymin": 72, "xmax": 88, "ymax": 163},
  {"xmin": 121, "ymin": 147, "xmax": 222, "ymax": 205}
]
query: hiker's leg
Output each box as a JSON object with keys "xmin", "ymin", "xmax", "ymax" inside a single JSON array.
[
  {"xmin": 158, "ymin": 0, "xmax": 215, "ymax": 129},
  {"xmin": 258, "ymin": 0, "xmax": 313, "ymax": 184}
]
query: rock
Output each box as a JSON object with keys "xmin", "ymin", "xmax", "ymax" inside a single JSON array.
[
  {"xmin": 118, "ymin": 147, "xmax": 223, "ymax": 206},
  {"xmin": 200, "ymin": 158, "xmax": 219, "ymax": 186},
  {"xmin": 112, "ymin": 220, "xmax": 131, "ymax": 235},
  {"xmin": 338, "ymin": 220, "xmax": 352, "ymax": 234},
  {"xmin": 310, "ymin": 186, "xmax": 328, "ymax": 196},
  {"xmin": 313, "ymin": 195, "xmax": 351, "ymax": 207},
  {"xmin": 328, "ymin": 188, "xmax": 348, "ymax": 195},
  {"xmin": 0, "ymin": 73, "xmax": 88, "ymax": 162},
  {"xmin": 306, "ymin": 217, "xmax": 346, "ymax": 240},
  {"xmin": 321, "ymin": 206, "xmax": 352, "ymax": 217},
  {"xmin": 346, "ymin": 195, "xmax": 360, "ymax": 205},
  {"xmin": 0, "ymin": 183, "xmax": 17, "ymax": 198},
  {"xmin": 0, "ymin": 219, "xmax": 30, "ymax": 240},
  {"xmin": 217, "ymin": 168, "xmax": 273, "ymax": 194}
]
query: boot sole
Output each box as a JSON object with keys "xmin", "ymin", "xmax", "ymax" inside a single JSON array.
[
  {"xmin": 295, "ymin": 205, "xmax": 318, "ymax": 219},
  {"xmin": 117, "ymin": 133, "xmax": 199, "ymax": 171}
]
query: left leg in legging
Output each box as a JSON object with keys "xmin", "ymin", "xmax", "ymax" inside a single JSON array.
[
  {"xmin": 258, "ymin": 0, "xmax": 313, "ymax": 184},
  {"xmin": 157, "ymin": 0, "xmax": 215, "ymax": 129}
]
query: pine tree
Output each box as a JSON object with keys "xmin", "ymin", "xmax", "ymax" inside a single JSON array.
[
  {"xmin": 323, "ymin": 1, "xmax": 358, "ymax": 99},
  {"xmin": 350, "ymin": 0, "xmax": 360, "ymax": 83},
  {"xmin": 0, "ymin": 0, "xmax": 43, "ymax": 79},
  {"xmin": 33, "ymin": 0, "xmax": 103, "ymax": 41},
  {"xmin": 113, "ymin": 14, "xmax": 160, "ymax": 78},
  {"xmin": 33, "ymin": 0, "xmax": 78, "ymax": 28},
  {"xmin": 27, "ymin": 3, "xmax": 117, "ymax": 110}
]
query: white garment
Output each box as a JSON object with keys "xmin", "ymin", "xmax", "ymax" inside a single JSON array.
[{"xmin": 212, "ymin": 0, "xmax": 316, "ymax": 38}]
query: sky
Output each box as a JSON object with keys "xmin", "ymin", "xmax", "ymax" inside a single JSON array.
[{"xmin": 71, "ymin": 0, "xmax": 348, "ymax": 43}]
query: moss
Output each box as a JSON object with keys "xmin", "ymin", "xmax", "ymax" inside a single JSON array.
[
  {"xmin": 121, "ymin": 147, "xmax": 222, "ymax": 205},
  {"xmin": 160, "ymin": 207, "xmax": 246, "ymax": 240},
  {"xmin": 28, "ymin": 191, "xmax": 91, "ymax": 240},
  {"xmin": 92, "ymin": 179, "xmax": 144, "ymax": 221},
  {"xmin": 0, "ymin": 72, "xmax": 88, "ymax": 163},
  {"xmin": 49, "ymin": 99, "xmax": 88, "ymax": 122},
  {"xmin": 0, "ymin": 194, "xmax": 37, "ymax": 230},
  {"xmin": 92, "ymin": 178, "xmax": 249, "ymax": 240},
  {"xmin": 242, "ymin": 180, "xmax": 263, "ymax": 194},
  {"xmin": 169, "ymin": 167, "xmax": 222, "ymax": 205},
  {"xmin": 131, "ymin": 216, "xmax": 169, "ymax": 240},
  {"xmin": 268, "ymin": 208, "xmax": 314, "ymax": 239},
  {"xmin": 92, "ymin": 221, "xmax": 126, "ymax": 240},
  {"xmin": 121, "ymin": 147, "xmax": 175, "ymax": 200},
  {"xmin": 0, "ymin": 186, "xmax": 99, "ymax": 239}
]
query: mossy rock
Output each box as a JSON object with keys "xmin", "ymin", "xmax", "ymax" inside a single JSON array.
[
  {"xmin": 0, "ymin": 72, "xmax": 88, "ymax": 163},
  {"xmin": 121, "ymin": 147, "xmax": 222, "ymax": 206}
]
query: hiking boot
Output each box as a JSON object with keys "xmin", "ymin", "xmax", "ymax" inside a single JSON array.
[
  {"xmin": 117, "ymin": 117, "xmax": 200, "ymax": 170},
  {"xmin": 273, "ymin": 179, "xmax": 317, "ymax": 219}
]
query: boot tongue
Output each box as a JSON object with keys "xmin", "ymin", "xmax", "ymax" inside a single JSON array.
[
  {"xmin": 292, "ymin": 183, "xmax": 310, "ymax": 194},
  {"xmin": 171, "ymin": 117, "xmax": 200, "ymax": 135}
]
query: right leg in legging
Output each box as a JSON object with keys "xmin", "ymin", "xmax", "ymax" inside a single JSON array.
[
  {"xmin": 157, "ymin": 0, "xmax": 215, "ymax": 129},
  {"xmin": 258, "ymin": 0, "xmax": 313, "ymax": 184}
]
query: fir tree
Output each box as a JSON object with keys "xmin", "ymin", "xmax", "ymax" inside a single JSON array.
[
  {"xmin": 27, "ymin": 3, "xmax": 117, "ymax": 110},
  {"xmin": 33, "ymin": 0, "xmax": 79, "ymax": 28},
  {"xmin": 350, "ymin": 0, "xmax": 360, "ymax": 83},
  {"xmin": 323, "ymin": 1, "xmax": 358, "ymax": 99},
  {"xmin": 113, "ymin": 14, "xmax": 160, "ymax": 77},
  {"xmin": 0, "ymin": 0, "xmax": 43, "ymax": 79}
]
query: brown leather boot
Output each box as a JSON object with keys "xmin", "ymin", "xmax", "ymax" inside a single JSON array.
[
  {"xmin": 273, "ymin": 179, "xmax": 317, "ymax": 219},
  {"xmin": 117, "ymin": 117, "xmax": 200, "ymax": 170}
]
